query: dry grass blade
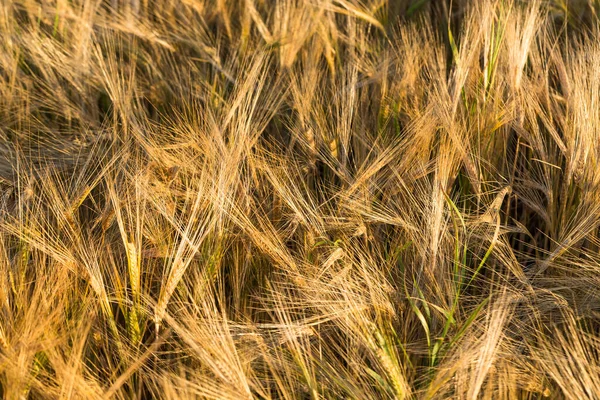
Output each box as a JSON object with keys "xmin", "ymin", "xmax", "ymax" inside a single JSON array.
[{"xmin": 1, "ymin": 0, "xmax": 599, "ymax": 398}]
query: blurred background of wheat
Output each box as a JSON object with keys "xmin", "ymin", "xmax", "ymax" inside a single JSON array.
[{"xmin": 1, "ymin": 0, "xmax": 600, "ymax": 398}]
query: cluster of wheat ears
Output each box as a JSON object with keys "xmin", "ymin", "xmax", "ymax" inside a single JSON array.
[{"xmin": 1, "ymin": 0, "xmax": 600, "ymax": 398}]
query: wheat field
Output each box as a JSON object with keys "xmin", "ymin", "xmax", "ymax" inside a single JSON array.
[{"xmin": 1, "ymin": 0, "xmax": 600, "ymax": 398}]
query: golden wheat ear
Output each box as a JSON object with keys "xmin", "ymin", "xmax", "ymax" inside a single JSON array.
[{"xmin": 2, "ymin": 0, "xmax": 600, "ymax": 397}]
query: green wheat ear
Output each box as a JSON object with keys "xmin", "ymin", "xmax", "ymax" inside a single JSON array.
[{"xmin": 52, "ymin": 12, "xmax": 59, "ymax": 38}]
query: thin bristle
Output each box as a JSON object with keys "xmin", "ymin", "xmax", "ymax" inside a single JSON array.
[{"xmin": 1, "ymin": 0, "xmax": 600, "ymax": 398}]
